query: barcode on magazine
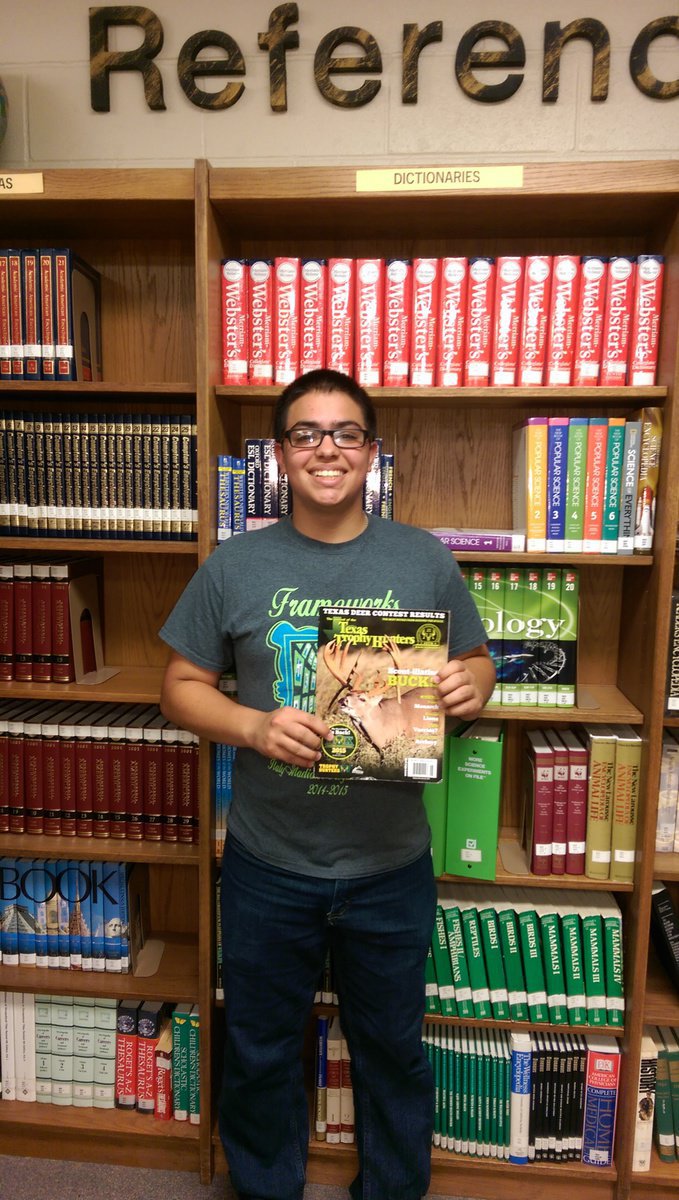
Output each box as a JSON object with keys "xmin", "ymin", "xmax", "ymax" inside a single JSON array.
[{"xmin": 404, "ymin": 757, "xmax": 438, "ymax": 780}]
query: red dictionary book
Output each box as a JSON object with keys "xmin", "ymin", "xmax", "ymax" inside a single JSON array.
[
  {"xmin": 410, "ymin": 258, "xmax": 440, "ymax": 387},
  {"xmin": 126, "ymin": 706, "xmax": 157, "ymax": 840},
  {"xmin": 490, "ymin": 255, "xmax": 524, "ymax": 387},
  {"xmin": 559, "ymin": 729, "xmax": 588, "ymax": 874},
  {"xmin": 21, "ymin": 249, "xmax": 41, "ymax": 380},
  {"xmin": 544, "ymin": 729, "xmax": 569, "ymax": 875},
  {"xmin": 91, "ymin": 704, "xmax": 121, "ymax": 840},
  {"xmin": 39, "ymin": 248, "xmax": 57, "ymax": 379},
  {"xmin": 0, "ymin": 561, "xmax": 13, "ymax": 680},
  {"xmin": 7, "ymin": 700, "xmax": 47, "ymax": 834},
  {"xmin": 355, "ymin": 258, "xmax": 384, "ymax": 388},
  {"xmin": 23, "ymin": 701, "xmax": 54, "ymax": 835},
  {"xmin": 518, "ymin": 254, "xmax": 552, "ymax": 386},
  {"xmin": 73, "ymin": 702, "xmax": 105, "ymax": 838},
  {"xmin": 137, "ymin": 1001, "xmax": 166, "ymax": 1114},
  {"xmin": 109, "ymin": 705, "xmax": 142, "ymax": 841},
  {"xmin": 464, "ymin": 257, "xmax": 495, "ymax": 386},
  {"xmin": 154, "ymin": 1021, "xmax": 174, "ymax": 1121},
  {"xmin": 524, "ymin": 730, "xmax": 554, "ymax": 875},
  {"xmin": 161, "ymin": 722, "xmax": 180, "ymax": 843},
  {"xmin": 143, "ymin": 713, "xmax": 167, "ymax": 842},
  {"xmin": 57, "ymin": 702, "xmax": 86, "ymax": 837},
  {"xmin": 545, "ymin": 254, "xmax": 580, "ymax": 386},
  {"xmin": 0, "ymin": 251, "xmax": 12, "ymax": 379},
  {"xmin": 600, "ymin": 256, "xmax": 636, "ymax": 387},
  {"xmin": 31, "ymin": 562, "xmax": 52, "ymax": 682},
  {"xmin": 326, "ymin": 258, "xmax": 355, "ymax": 375},
  {"xmin": 0, "ymin": 699, "xmax": 17, "ymax": 832},
  {"xmin": 41, "ymin": 703, "xmax": 63, "ymax": 836},
  {"xmin": 50, "ymin": 557, "xmax": 102, "ymax": 684},
  {"xmin": 13, "ymin": 560, "xmax": 33, "ymax": 681},
  {"xmin": 177, "ymin": 731, "xmax": 199, "ymax": 845},
  {"xmin": 115, "ymin": 999, "xmax": 141, "ymax": 1109},
  {"xmin": 8, "ymin": 249, "xmax": 25, "ymax": 380}
]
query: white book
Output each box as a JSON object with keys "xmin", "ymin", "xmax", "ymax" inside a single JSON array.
[
  {"xmin": 632, "ymin": 1028, "xmax": 657, "ymax": 1171},
  {"xmin": 35, "ymin": 995, "xmax": 52, "ymax": 1103},
  {"xmin": 14, "ymin": 991, "xmax": 36, "ymax": 1102},
  {"xmin": 656, "ymin": 733, "xmax": 679, "ymax": 851},
  {"xmin": 0, "ymin": 990, "xmax": 17, "ymax": 1100},
  {"xmin": 508, "ymin": 1030, "xmax": 532, "ymax": 1164},
  {"xmin": 325, "ymin": 1015, "xmax": 342, "ymax": 1145}
]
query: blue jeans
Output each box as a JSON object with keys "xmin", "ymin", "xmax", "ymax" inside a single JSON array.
[{"xmin": 219, "ymin": 836, "xmax": 437, "ymax": 1200}]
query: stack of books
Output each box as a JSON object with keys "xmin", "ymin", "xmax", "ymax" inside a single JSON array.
[
  {"xmin": 313, "ymin": 1014, "xmax": 354, "ymax": 1145},
  {"xmin": 428, "ymin": 887, "xmax": 624, "ymax": 1027},
  {"xmin": 220, "ymin": 253, "xmax": 664, "ymax": 389}
]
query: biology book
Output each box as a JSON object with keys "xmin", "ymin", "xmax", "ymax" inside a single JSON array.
[{"xmin": 314, "ymin": 606, "xmax": 449, "ymax": 783}]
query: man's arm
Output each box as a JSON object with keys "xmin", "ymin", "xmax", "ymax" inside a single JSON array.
[
  {"xmin": 435, "ymin": 643, "xmax": 496, "ymax": 720},
  {"xmin": 160, "ymin": 650, "xmax": 330, "ymax": 769}
]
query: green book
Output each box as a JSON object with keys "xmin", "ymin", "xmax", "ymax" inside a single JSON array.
[
  {"xmin": 477, "ymin": 894, "xmax": 510, "ymax": 1020},
  {"xmin": 425, "ymin": 943, "xmax": 442, "ymax": 1016},
  {"xmin": 460, "ymin": 1026, "xmax": 470, "ymax": 1154},
  {"xmin": 536, "ymin": 895, "xmax": 569, "ymax": 1024},
  {"xmin": 423, "ymin": 735, "xmax": 450, "ymax": 877},
  {"xmin": 580, "ymin": 903, "xmax": 608, "ymax": 1026},
  {"xmin": 557, "ymin": 567, "xmax": 579, "ymax": 707},
  {"xmin": 485, "ymin": 565, "xmax": 504, "ymax": 704},
  {"xmin": 501, "ymin": 565, "xmax": 524, "ymax": 706},
  {"xmin": 514, "ymin": 890, "xmax": 549, "ymax": 1021},
  {"xmin": 601, "ymin": 893, "xmax": 625, "ymax": 1027},
  {"xmin": 496, "ymin": 892, "xmax": 529, "ymax": 1021},
  {"xmin": 188, "ymin": 1004, "xmax": 200, "ymax": 1125},
  {"xmin": 481, "ymin": 1027, "xmax": 492, "ymax": 1156},
  {"xmin": 468, "ymin": 1027, "xmax": 478, "ymax": 1156},
  {"xmin": 439, "ymin": 1025, "xmax": 449, "ymax": 1150},
  {"xmin": 555, "ymin": 891, "xmax": 588, "ymax": 1025},
  {"xmin": 564, "ymin": 416, "xmax": 589, "ymax": 553},
  {"xmin": 601, "ymin": 417, "xmax": 626, "ymax": 552},
  {"xmin": 452, "ymin": 1027, "xmax": 462, "ymax": 1152},
  {"xmin": 446, "ymin": 1027, "xmax": 455, "ymax": 1150},
  {"xmin": 489, "ymin": 1029, "xmax": 499, "ymax": 1158},
  {"xmin": 583, "ymin": 724, "xmax": 617, "ymax": 879},
  {"xmin": 460, "ymin": 897, "xmax": 492, "ymax": 1019},
  {"xmin": 432, "ymin": 1026, "xmax": 442, "ymax": 1146},
  {"xmin": 171, "ymin": 1002, "xmax": 193, "ymax": 1121},
  {"xmin": 538, "ymin": 566, "xmax": 562, "ymax": 707},
  {"xmin": 609, "ymin": 724, "xmax": 642, "ymax": 884},
  {"xmin": 444, "ymin": 720, "xmax": 503, "ymax": 881},
  {"xmin": 475, "ymin": 1029, "xmax": 485, "ymax": 1155},
  {"xmin": 653, "ymin": 1027, "xmax": 677, "ymax": 1162},
  {"xmin": 659, "ymin": 1025, "xmax": 679, "ymax": 1156},
  {"xmin": 520, "ymin": 567, "xmax": 541, "ymax": 706},
  {"xmin": 431, "ymin": 905, "xmax": 457, "ymax": 1016},
  {"xmin": 442, "ymin": 902, "xmax": 474, "ymax": 1018}
]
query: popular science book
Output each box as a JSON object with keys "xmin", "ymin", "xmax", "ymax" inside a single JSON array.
[{"xmin": 314, "ymin": 607, "xmax": 450, "ymax": 783}]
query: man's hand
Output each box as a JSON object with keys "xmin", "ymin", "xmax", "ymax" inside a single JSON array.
[
  {"xmin": 434, "ymin": 645, "xmax": 496, "ymax": 720},
  {"xmin": 250, "ymin": 706, "xmax": 332, "ymax": 769}
]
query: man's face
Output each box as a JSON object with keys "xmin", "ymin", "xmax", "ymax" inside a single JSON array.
[{"xmin": 274, "ymin": 389, "xmax": 377, "ymax": 519}]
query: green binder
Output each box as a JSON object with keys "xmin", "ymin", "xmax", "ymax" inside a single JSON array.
[{"xmin": 445, "ymin": 720, "xmax": 504, "ymax": 881}]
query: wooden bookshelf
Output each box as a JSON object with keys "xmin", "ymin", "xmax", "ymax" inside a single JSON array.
[
  {"xmin": 630, "ymin": 1146, "xmax": 679, "ymax": 1197},
  {"xmin": 643, "ymin": 947, "xmax": 679, "ymax": 1026},
  {"xmin": 2, "ymin": 159, "xmax": 679, "ymax": 1198}
]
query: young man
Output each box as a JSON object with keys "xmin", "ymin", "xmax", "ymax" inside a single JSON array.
[{"xmin": 159, "ymin": 369, "xmax": 494, "ymax": 1200}]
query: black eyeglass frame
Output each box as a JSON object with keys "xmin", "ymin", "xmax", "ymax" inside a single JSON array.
[{"xmin": 280, "ymin": 426, "xmax": 372, "ymax": 449}]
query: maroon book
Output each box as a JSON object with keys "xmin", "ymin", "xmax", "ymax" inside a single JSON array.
[
  {"xmin": 57, "ymin": 702, "xmax": 86, "ymax": 837},
  {"xmin": 524, "ymin": 730, "xmax": 554, "ymax": 876},
  {"xmin": 177, "ymin": 733, "xmax": 199, "ymax": 845},
  {"xmin": 41, "ymin": 704, "xmax": 63, "ymax": 836},
  {"xmin": 31, "ymin": 562, "xmax": 53, "ymax": 682},
  {"xmin": 50, "ymin": 557, "xmax": 102, "ymax": 683},
  {"xmin": 73, "ymin": 702, "xmax": 103, "ymax": 838},
  {"xmin": 0, "ymin": 699, "xmax": 19, "ymax": 832},
  {"xmin": 7, "ymin": 700, "xmax": 46, "ymax": 834},
  {"xmin": 91, "ymin": 706, "xmax": 113, "ymax": 839},
  {"xmin": 23, "ymin": 701, "xmax": 54, "ymax": 835},
  {"xmin": 161, "ymin": 723, "xmax": 179, "ymax": 843},
  {"xmin": 109, "ymin": 705, "xmax": 138, "ymax": 841},
  {"xmin": 545, "ymin": 729, "xmax": 569, "ymax": 875},
  {"xmin": 560, "ymin": 729, "xmax": 589, "ymax": 875},
  {"xmin": 126, "ymin": 706, "xmax": 156, "ymax": 840},
  {"xmin": 0, "ymin": 562, "xmax": 14, "ymax": 681},
  {"xmin": 13, "ymin": 561, "xmax": 33, "ymax": 681},
  {"xmin": 142, "ymin": 713, "xmax": 167, "ymax": 842}
]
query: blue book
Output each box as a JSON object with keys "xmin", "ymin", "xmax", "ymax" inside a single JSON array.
[
  {"xmin": 89, "ymin": 860, "xmax": 105, "ymax": 971},
  {"xmin": 509, "ymin": 1031, "xmax": 532, "ymax": 1164},
  {"xmin": 546, "ymin": 417, "xmax": 569, "ymax": 552},
  {"xmin": 231, "ymin": 456, "xmax": 246, "ymax": 534},
  {"xmin": 216, "ymin": 454, "xmax": 233, "ymax": 541},
  {"xmin": 118, "ymin": 862, "xmax": 130, "ymax": 973},
  {"xmin": 56, "ymin": 858, "xmax": 71, "ymax": 968},
  {"xmin": 245, "ymin": 438, "xmax": 263, "ymax": 527},
  {"xmin": 315, "ymin": 1015, "xmax": 329, "ymax": 1140},
  {"xmin": 0, "ymin": 856, "xmax": 19, "ymax": 965},
  {"xmin": 102, "ymin": 859, "xmax": 122, "ymax": 971},
  {"xmin": 45, "ymin": 858, "xmax": 60, "ymax": 967},
  {"xmin": 31, "ymin": 858, "xmax": 49, "ymax": 967},
  {"xmin": 66, "ymin": 860, "xmax": 84, "ymax": 969},
  {"xmin": 17, "ymin": 856, "xmax": 37, "ymax": 967}
]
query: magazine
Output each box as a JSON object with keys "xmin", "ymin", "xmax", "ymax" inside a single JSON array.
[{"xmin": 314, "ymin": 606, "xmax": 450, "ymax": 782}]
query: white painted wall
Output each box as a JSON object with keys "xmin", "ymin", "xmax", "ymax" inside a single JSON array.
[{"xmin": 0, "ymin": 1, "xmax": 677, "ymax": 169}]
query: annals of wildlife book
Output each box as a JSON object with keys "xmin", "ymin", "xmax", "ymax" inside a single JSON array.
[{"xmin": 314, "ymin": 606, "xmax": 450, "ymax": 783}]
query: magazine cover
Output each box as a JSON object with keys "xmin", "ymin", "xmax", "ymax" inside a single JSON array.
[{"xmin": 314, "ymin": 607, "xmax": 450, "ymax": 783}]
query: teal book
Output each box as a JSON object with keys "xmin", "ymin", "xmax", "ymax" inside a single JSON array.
[
  {"xmin": 554, "ymin": 890, "xmax": 588, "ymax": 1025},
  {"xmin": 535, "ymin": 894, "xmax": 569, "ymax": 1024},
  {"xmin": 600, "ymin": 893, "xmax": 625, "ymax": 1027},
  {"xmin": 442, "ymin": 901, "xmax": 474, "ymax": 1018},
  {"xmin": 424, "ymin": 943, "xmax": 442, "ymax": 1015},
  {"xmin": 514, "ymin": 889, "xmax": 549, "ymax": 1022},
  {"xmin": 477, "ymin": 893, "xmax": 510, "ymax": 1020},
  {"xmin": 431, "ymin": 904, "xmax": 457, "ymax": 1016},
  {"xmin": 460, "ymin": 898, "xmax": 492, "ymax": 1019},
  {"xmin": 580, "ymin": 902, "xmax": 608, "ymax": 1026},
  {"xmin": 601, "ymin": 417, "xmax": 626, "ymax": 553},
  {"xmin": 496, "ymin": 890, "xmax": 529, "ymax": 1020}
]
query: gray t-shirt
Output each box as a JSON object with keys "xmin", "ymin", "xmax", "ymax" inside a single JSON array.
[{"xmin": 160, "ymin": 516, "xmax": 487, "ymax": 878}]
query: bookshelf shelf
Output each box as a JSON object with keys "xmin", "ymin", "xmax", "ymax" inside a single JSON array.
[
  {"xmin": 643, "ymin": 948, "xmax": 679, "ymax": 1026},
  {"xmin": 0, "ymin": 666, "xmax": 165, "ymax": 704},
  {"xmin": 216, "ymin": 384, "xmax": 668, "ymax": 410},
  {"xmin": 438, "ymin": 843, "xmax": 635, "ymax": 892},
  {"xmin": 0, "ymin": 834, "xmax": 199, "ymax": 865},
  {"xmin": 0, "ymin": 537, "xmax": 198, "ymax": 556},
  {"xmin": 653, "ymin": 851, "xmax": 679, "ymax": 879},
  {"xmin": 631, "ymin": 1147, "xmax": 679, "ymax": 1196},
  {"xmin": 0, "ymin": 381, "xmax": 196, "ymax": 397},
  {"xmin": 0, "ymin": 932, "xmax": 198, "ymax": 1003},
  {"xmin": 311, "ymin": 1003, "xmax": 625, "ymax": 1039},
  {"xmin": 485, "ymin": 685, "xmax": 643, "ymax": 725}
]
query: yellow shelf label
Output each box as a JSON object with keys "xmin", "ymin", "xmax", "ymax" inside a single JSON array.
[
  {"xmin": 356, "ymin": 165, "xmax": 524, "ymax": 193},
  {"xmin": 0, "ymin": 173, "xmax": 45, "ymax": 195}
]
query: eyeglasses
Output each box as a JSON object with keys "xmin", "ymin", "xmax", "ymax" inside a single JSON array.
[{"xmin": 282, "ymin": 427, "xmax": 371, "ymax": 450}]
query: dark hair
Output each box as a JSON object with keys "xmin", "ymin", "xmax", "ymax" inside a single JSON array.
[{"xmin": 273, "ymin": 369, "xmax": 377, "ymax": 443}]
